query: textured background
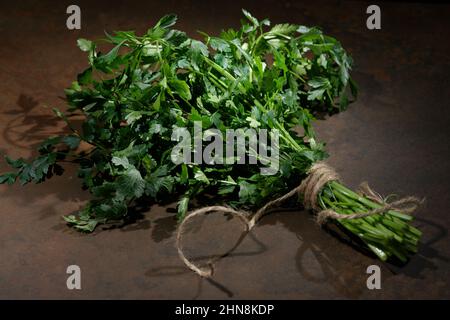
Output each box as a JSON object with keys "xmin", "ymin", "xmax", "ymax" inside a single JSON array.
[{"xmin": 0, "ymin": 0, "xmax": 449, "ymax": 299}]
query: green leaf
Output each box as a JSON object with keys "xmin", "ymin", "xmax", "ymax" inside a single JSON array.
[
  {"xmin": 238, "ymin": 180, "xmax": 258, "ymax": 204},
  {"xmin": 17, "ymin": 153, "xmax": 57, "ymax": 185},
  {"xmin": 168, "ymin": 79, "xmax": 192, "ymax": 101},
  {"xmin": 190, "ymin": 40, "xmax": 209, "ymax": 56},
  {"xmin": 62, "ymin": 135, "xmax": 81, "ymax": 149},
  {"xmin": 318, "ymin": 54, "xmax": 327, "ymax": 68},
  {"xmin": 307, "ymin": 88, "xmax": 325, "ymax": 101},
  {"xmin": 116, "ymin": 167, "xmax": 145, "ymax": 198},
  {"xmin": 113, "ymin": 142, "xmax": 147, "ymax": 160},
  {"xmin": 38, "ymin": 136, "xmax": 62, "ymax": 153},
  {"xmin": 145, "ymin": 165, "xmax": 174, "ymax": 197},
  {"xmin": 218, "ymin": 177, "xmax": 237, "ymax": 195},
  {"xmin": 5, "ymin": 156, "xmax": 25, "ymax": 169},
  {"xmin": 111, "ymin": 156, "xmax": 130, "ymax": 169},
  {"xmin": 210, "ymin": 38, "xmax": 231, "ymax": 52},
  {"xmin": 155, "ymin": 14, "xmax": 177, "ymax": 29},
  {"xmin": 246, "ymin": 116, "xmax": 260, "ymax": 128},
  {"xmin": 193, "ymin": 168, "xmax": 209, "ymax": 184},
  {"xmin": 0, "ymin": 172, "xmax": 17, "ymax": 185},
  {"xmin": 177, "ymin": 195, "xmax": 190, "ymax": 219},
  {"xmin": 269, "ymin": 23, "xmax": 298, "ymax": 35},
  {"xmin": 242, "ymin": 9, "xmax": 259, "ymax": 27},
  {"xmin": 77, "ymin": 67, "xmax": 93, "ymax": 85},
  {"xmin": 124, "ymin": 111, "xmax": 143, "ymax": 124},
  {"xmin": 308, "ymin": 77, "xmax": 331, "ymax": 89},
  {"xmin": 77, "ymin": 38, "xmax": 93, "ymax": 52},
  {"xmin": 95, "ymin": 41, "xmax": 124, "ymax": 67}
]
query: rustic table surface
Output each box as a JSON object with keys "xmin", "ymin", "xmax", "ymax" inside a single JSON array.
[{"xmin": 0, "ymin": 0, "xmax": 449, "ymax": 299}]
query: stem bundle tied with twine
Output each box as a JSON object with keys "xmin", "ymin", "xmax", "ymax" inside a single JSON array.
[{"xmin": 176, "ymin": 162, "xmax": 423, "ymax": 277}]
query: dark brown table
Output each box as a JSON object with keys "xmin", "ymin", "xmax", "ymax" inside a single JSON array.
[{"xmin": 0, "ymin": 0, "xmax": 449, "ymax": 299}]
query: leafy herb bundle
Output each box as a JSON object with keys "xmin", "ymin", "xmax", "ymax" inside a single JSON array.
[{"xmin": 0, "ymin": 11, "xmax": 421, "ymax": 263}]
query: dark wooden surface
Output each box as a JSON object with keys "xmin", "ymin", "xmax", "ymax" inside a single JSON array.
[{"xmin": 0, "ymin": 0, "xmax": 449, "ymax": 299}]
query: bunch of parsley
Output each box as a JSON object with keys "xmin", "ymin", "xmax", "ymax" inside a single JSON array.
[{"xmin": 0, "ymin": 11, "xmax": 420, "ymax": 262}]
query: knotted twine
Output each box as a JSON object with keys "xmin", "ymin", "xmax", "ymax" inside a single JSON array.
[{"xmin": 176, "ymin": 162, "xmax": 422, "ymax": 277}]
